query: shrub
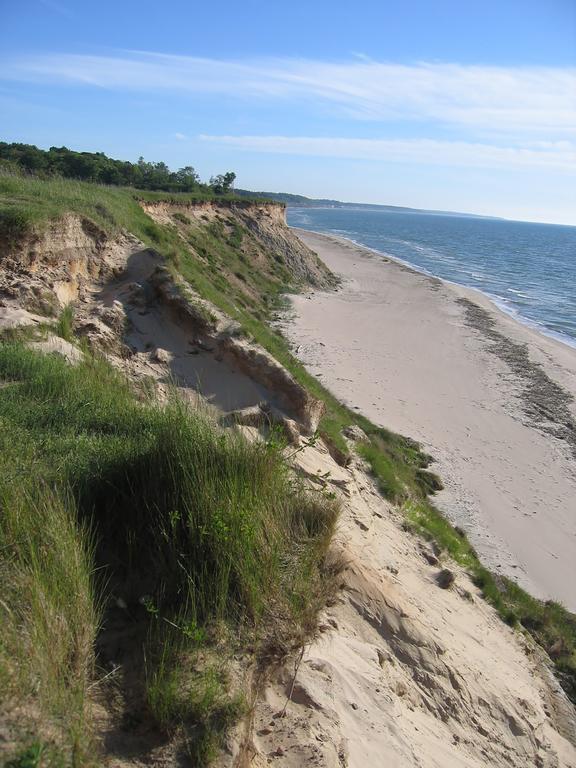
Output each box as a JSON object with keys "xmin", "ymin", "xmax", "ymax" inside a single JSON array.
[
  {"xmin": 172, "ymin": 211, "xmax": 190, "ymax": 225},
  {"xmin": 0, "ymin": 207, "xmax": 33, "ymax": 242},
  {"xmin": 55, "ymin": 304, "xmax": 75, "ymax": 341}
]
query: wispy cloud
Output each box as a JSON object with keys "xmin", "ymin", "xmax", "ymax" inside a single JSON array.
[
  {"xmin": 2, "ymin": 51, "xmax": 575, "ymax": 138},
  {"xmin": 198, "ymin": 135, "xmax": 576, "ymax": 172}
]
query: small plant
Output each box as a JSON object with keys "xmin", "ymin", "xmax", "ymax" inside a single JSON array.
[
  {"xmin": 172, "ymin": 211, "xmax": 190, "ymax": 225},
  {"xmin": 143, "ymin": 220, "xmax": 163, "ymax": 243},
  {"xmin": 55, "ymin": 304, "xmax": 75, "ymax": 341},
  {"xmin": 227, "ymin": 222, "xmax": 243, "ymax": 249},
  {"xmin": 6, "ymin": 743, "xmax": 45, "ymax": 768},
  {"xmin": 93, "ymin": 202, "xmax": 116, "ymax": 225},
  {"xmin": 358, "ymin": 438, "xmax": 405, "ymax": 502},
  {"xmin": 147, "ymin": 646, "xmax": 243, "ymax": 765}
]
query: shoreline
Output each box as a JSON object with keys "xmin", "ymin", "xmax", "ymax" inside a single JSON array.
[
  {"xmin": 295, "ymin": 228, "xmax": 576, "ymax": 403},
  {"xmin": 282, "ymin": 228, "xmax": 576, "ymax": 610},
  {"xmin": 300, "ymin": 227, "xmax": 576, "ymax": 352}
]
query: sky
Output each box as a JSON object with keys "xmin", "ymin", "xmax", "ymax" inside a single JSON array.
[{"xmin": 1, "ymin": 0, "xmax": 575, "ymax": 224}]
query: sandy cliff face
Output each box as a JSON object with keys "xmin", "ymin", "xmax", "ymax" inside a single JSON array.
[
  {"xmin": 1, "ymin": 208, "xmax": 575, "ymax": 768},
  {"xmin": 0, "ymin": 209, "xmax": 326, "ymax": 434},
  {"xmin": 0, "ymin": 214, "xmax": 139, "ymax": 311},
  {"xmin": 140, "ymin": 199, "xmax": 337, "ymax": 290}
]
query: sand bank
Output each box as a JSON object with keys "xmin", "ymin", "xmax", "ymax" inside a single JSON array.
[{"xmin": 281, "ymin": 229, "xmax": 576, "ymax": 610}]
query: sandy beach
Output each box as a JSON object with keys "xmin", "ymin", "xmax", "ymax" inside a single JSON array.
[{"xmin": 282, "ymin": 229, "xmax": 576, "ymax": 610}]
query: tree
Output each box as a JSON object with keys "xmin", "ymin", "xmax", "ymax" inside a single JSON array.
[
  {"xmin": 0, "ymin": 142, "xmax": 237, "ymax": 196},
  {"xmin": 209, "ymin": 171, "xmax": 236, "ymax": 194},
  {"xmin": 175, "ymin": 166, "xmax": 200, "ymax": 191},
  {"xmin": 222, "ymin": 171, "xmax": 236, "ymax": 191}
]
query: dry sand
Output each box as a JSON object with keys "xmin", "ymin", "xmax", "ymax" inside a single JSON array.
[
  {"xmin": 249, "ymin": 434, "xmax": 576, "ymax": 768},
  {"xmin": 280, "ymin": 229, "xmax": 576, "ymax": 611}
]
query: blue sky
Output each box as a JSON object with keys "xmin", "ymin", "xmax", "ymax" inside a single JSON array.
[{"xmin": 1, "ymin": 0, "xmax": 575, "ymax": 224}]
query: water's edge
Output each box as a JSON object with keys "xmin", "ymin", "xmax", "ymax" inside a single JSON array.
[{"xmin": 291, "ymin": 224, "xmax": 576, "ymax": 352}]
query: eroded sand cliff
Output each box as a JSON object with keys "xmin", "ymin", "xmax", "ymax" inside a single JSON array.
[{"xmin": 1, "ymin": 205, "xmax": 574, "ymax": 767}]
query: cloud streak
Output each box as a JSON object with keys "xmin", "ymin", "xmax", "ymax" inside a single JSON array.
[
  {"xmin": 198, "ymin": 135, "xmax": 576, "ymax": 172},
  {"xmin": 2, "ymin": 51, "xmax": 575, "ymax": 138}
]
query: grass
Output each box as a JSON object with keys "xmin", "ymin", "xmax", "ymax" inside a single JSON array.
[
  {"xmin": 0, "ymin": 207, "xmax": 32, "ymax": 242},
  {"xmin": 0, "ymin": 472, "xmax": 99, "ymax": 766},
  {"xmin": 0, "ymin": 171, "xmax": 342, "ymax": 435},
  {"xmin": 55, "ymin": 304, "xmax": 75, "ymax": 341},
  {"xmin": 4, "ymin": 742, "xmax": 61, "ymax": 768},
  {"xmin": 0, "ymin": 172, "xmax": 145, "ymax": 238},
  {"xmin": 388, "ymin": 496, "xmax": 576, "ymax": 701},
  {"xmin": 147, "ymin": 201, "xmax": 359, "ymax": 456},
  {"xmin": 0, "ymin": 168, "xmax": 274, "ymax": 239},
  {"xmin": 0, "ymin": 343, "xmax": 338, "ymax": 765},
  {"xmin": 146, "ymin": 636, "xmax": 244, "ymax": 764},
  {"xmin": 0, "ymin": 171, "xmax": 246, "ymax": 249}
]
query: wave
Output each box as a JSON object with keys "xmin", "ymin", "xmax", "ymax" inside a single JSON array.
[
  {"xmin": 507, "ymin": 288, "xmax": 533, "ymax": 299},
  {"xmin": 488, "ymin": 295, "xmax": 576, "ymax": 349}
]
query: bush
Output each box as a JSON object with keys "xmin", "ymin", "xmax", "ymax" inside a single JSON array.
[
  {"xmin": 172, "ymin": 211, "xmax": 190, "ymax": 225},
  {"xmin": 0, "ymin": 207, "xmax": 33, "ymax": 241}
]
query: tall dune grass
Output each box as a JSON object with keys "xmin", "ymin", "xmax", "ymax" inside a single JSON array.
[{"xmin": 0, "ymin": 343, "xmax": 338, "ymax": 765}]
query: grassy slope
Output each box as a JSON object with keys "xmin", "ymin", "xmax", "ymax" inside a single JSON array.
[
  {"xmin": 1, "ymin": 173, "xmax": 574, "ymax": 762},
  {"xmin": 0, "ymin": 343, "xmax": 337, "ymax": 766},
  {"xmin": 0, "ymin": 171, "xmax": 269, "ymax": 245}
]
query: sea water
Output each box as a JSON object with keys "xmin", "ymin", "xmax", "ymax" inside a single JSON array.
[{"xmin": 287, "ymin": 208, "xmax": 576, "ymax": 347}]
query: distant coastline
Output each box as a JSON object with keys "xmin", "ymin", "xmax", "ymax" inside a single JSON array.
[{"xmin": 236, "ymin": 188, "xmax": 504, "ymax": 220}]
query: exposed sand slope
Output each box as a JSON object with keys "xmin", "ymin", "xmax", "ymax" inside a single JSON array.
[
  {"xmin": 247, "ymin": 436, "xmax": 576, "ymax": 768},
  {"xmin": 141, "ymin": 199, "xmax": 337, "ymax": 291},
  {"xmin": 279, "ymin": 230, "xmax": 576, "ymax": 611}
]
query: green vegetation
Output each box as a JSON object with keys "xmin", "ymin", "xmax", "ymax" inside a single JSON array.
[
  {"xmin": 0, "ymin": 169, "xmax": 270, "ymax": 249},
  {"xmin": 172, "ymin": 200, "xmax": 576, "ymax": 702},
  {"xmin": 415, "ymin": 499, "xmax": 576, "ymax": 698},
  {"xmin": 5, "ymin": 743, "xmax": 54, "ymax": 768},
  {"xmin": 0, "ymin": 141, "xmax": 236, "ymax": 194},
  {"xmin": 0, "ymin": 344, "xmax": 337, "ymax": 765},
  {"xmin": 356, "ymin": 429, "xmax": 442, "ymax": 502},
  {"xmin": 160, "ymin": 206, "xmax": 355, "ymax": 455},
  {"xmin": 208, "ymin": 171, "xmax": 236, "ymax": 195},
  {"xmin": 55, "ymin": 304, "xmax": 75, "ymax": 341},
  {"xmin": 354, "ymin": 424, "xmax": 576, "ymax": 698},
  {"xmin": 0, "ymin": 432, "xmax": 99, "ymax": 763}
]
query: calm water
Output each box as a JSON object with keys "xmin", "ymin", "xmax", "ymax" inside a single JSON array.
[{"xmin": 287, "ymin": 208, "xmax": 576, "ymax": 347}]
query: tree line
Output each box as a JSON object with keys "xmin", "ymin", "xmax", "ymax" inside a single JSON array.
[{"xmin": 0, "ymin": 142, "xmax": 236, "ymax": 194}]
